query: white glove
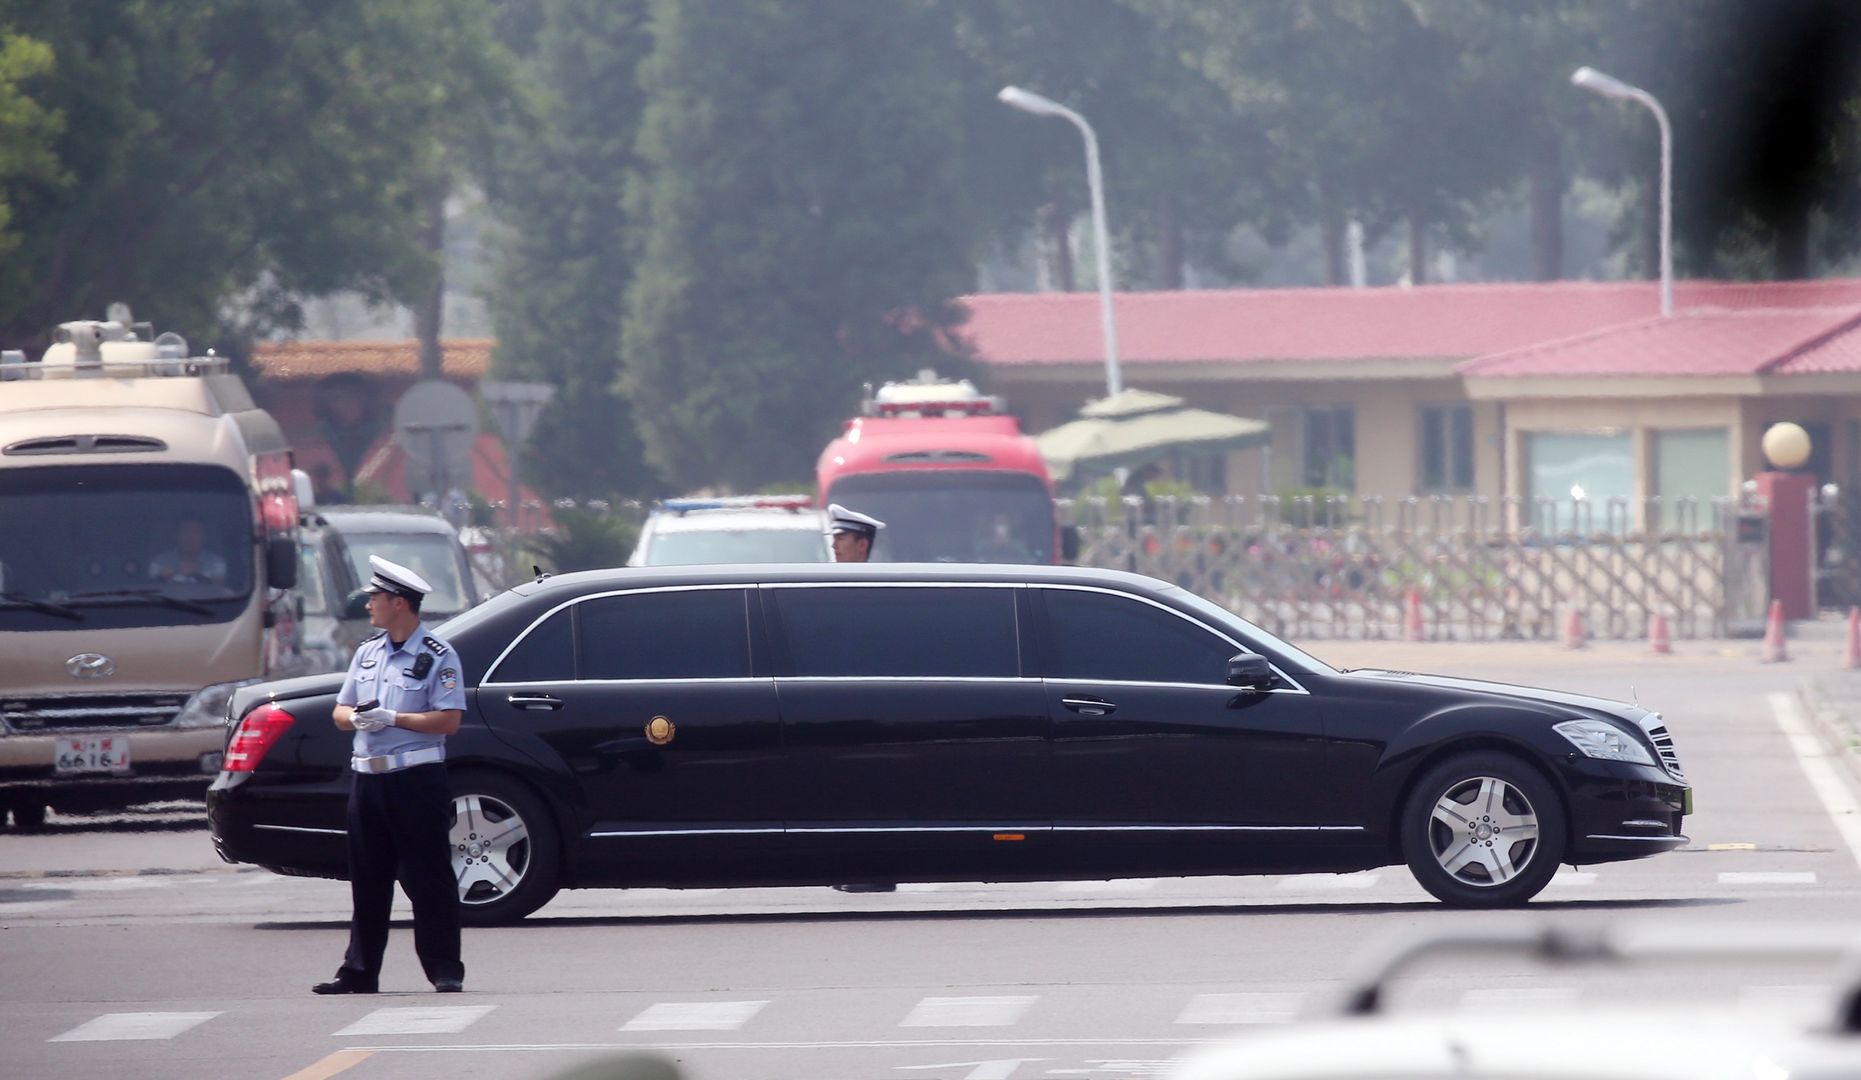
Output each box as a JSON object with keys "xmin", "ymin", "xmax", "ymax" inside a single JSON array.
[{"xmin": 352, "ymin": 706, "xmax": 396, "ymax": 732}]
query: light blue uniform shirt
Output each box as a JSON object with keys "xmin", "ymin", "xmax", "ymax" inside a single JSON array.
[{"xmin": 336, "ymin": 622, "xmax": 468, "ymax": 759}]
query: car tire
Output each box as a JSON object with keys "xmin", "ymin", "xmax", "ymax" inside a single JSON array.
[
  {"xmin": 1401, "ymin": 751, "xmax": 1565, "ymax": 908},
  {"xmin": 10, "ymin": 799, "xmax": 47, "ymax": 831},
  {"xmin": 449, "ymin": 770, "xmax": 561, "ymax": 926}
]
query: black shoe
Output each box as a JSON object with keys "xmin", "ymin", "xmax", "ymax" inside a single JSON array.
[
  {"xmin": 312, "ymin": 978, "xmax": 377, "ymax": 995},
  {"xmin": 433, "ymin": 978, "xmax": 464, "ymax": 993},
  {"xmin": 833, "ymin": 883, "xmax": 897, "ymax": 893}
]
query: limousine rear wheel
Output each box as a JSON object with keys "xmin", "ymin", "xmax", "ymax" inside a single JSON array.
[
  {"xmin": 449, "ymin": 771, "xmax": 561, "ymax": 926},
  {"xmin": 1401, "ymin": 751, "xmax": 1565, "ymax": 908}
]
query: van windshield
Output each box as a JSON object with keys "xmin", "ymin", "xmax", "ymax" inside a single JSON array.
[
  {"xmin": 342, "ymin": 533, "xmax": 473, "ymax": 615},
  {"xmin": 0, "ymin": 464, "xmax": 254, "ymax": 631},
  {"xmin": 828, "ymin": 471, "xmax": 1053, "ymax": 564}
]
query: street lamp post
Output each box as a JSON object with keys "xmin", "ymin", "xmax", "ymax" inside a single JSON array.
[
  {"xmin": 1572, "ymin": 66, "xmax": 1673, "ymax": 317},
  {"xmin": 998, "ymin": 85, "xmax": 1123, "ymax": 395}
]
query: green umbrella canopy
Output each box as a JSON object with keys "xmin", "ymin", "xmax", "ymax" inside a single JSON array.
[{"xmin": 1036, "ymin": 388, "xmax": 1271, "ymax": 482}]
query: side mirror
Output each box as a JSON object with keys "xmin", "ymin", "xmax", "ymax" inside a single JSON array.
[
  {"xmin": 1226, "ymin": 652, "xmax": 1276, "ymax": 691},
  {"xmin": 341, "ymin": 589, "xmax": 370, "ymax": 621},
  {"xmin": 1060, "ymin": 524, "xmax": 1081, "ymax": 563},
  {"xmin": 265, "ymin": 537, "xmax": 298, "ymax": 589}
]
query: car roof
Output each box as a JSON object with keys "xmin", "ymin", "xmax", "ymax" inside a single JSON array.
[
  {"xmin": 513, "ymin": 561, "xmax": 1175, "ymax": 597},
  {"xmin": 316, "ymin": 505, "xmax": 457, "ymax": 535},
  {"xmin": 646, "ymin": 508, "xmax": 826, "ymax": 534}
]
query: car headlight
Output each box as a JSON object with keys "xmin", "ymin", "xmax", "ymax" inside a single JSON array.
[
  {"xmin": 1554, "ymin": 719, "xmax": 1656, "ymax": 765},
  {"xmin": 174, "ymin": 678, "xmax": 263, "ymax": 729}
]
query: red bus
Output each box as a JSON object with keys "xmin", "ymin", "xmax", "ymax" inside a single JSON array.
[{"xmin": 815, "ymin": 372, "xmax": 1075, "ymax": 564}]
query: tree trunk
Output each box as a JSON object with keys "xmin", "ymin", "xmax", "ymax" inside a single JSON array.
[
  {"xmin": 1408, "ymin": 211, "xmax": 1428, "ymax": 285},
  {"xmin": 1046, "ymin": 199, "xmax": 1075, "ymax": 293},
  {"xmin": 1777, "ymin": 209, "xmax": 1812, "ymax": 279},
  {"xmin": 1321, "ymin": 209, "xmax": 1346, "ymax": 287},
  {"xmin": 1156, "ymin": 193, "xmax": 1184, "ymax": 289},
  {"xmin": 414, "ymin": 173, "xmax": 450, "ymax": 379},
  {"xmin": 1529, "ymin": 134, "xmax": 1564, "ymax": 281}
]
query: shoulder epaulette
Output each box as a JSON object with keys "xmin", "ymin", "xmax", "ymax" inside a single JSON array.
[{"xmin": 422, "ymin": 635, "xmax": 450, "ymax": 655}]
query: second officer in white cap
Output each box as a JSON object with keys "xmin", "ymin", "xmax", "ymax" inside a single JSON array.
[
  {"xmin": 314, "ymin": 554, "xmax": 468, "ymax": 996},
  {"xmin": 826, "ymin": 503, "xmax": 885, "ymax": 563}
]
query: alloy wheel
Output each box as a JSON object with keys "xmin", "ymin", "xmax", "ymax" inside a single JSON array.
[
  {"xmin": 451, "ymin": 792, "xmax": 532, "ymax": 907},
  {"xmin": 1427, "ymin": 775, "xmax": 1541, "ymax": 888}
]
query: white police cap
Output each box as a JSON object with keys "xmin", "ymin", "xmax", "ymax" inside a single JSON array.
[
  {"xmin": 826, "ymin": 503, "xmax": 885, "ymax": 538},
  {"xmin": 366, "ymin": 554, "xmax": 432, "ymax": 600}
]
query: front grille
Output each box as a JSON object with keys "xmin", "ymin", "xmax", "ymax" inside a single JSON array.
[
  {"xmin": 2, "ymin": 694, "xmax": 188, "ymax": 733},
  {"xmin": 1637, "ymin": 714, "xmax": 1686, "ymax": 782}
]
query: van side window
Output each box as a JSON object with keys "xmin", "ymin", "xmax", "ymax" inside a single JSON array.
[
  {"xmin": 577, "ymin": 589, "xmax": 751, "ymax": 680},
  {"xmin": 771, "ymin": 586, "xmax": 1018, "ymax": 678},
  {"xmin": 1042, "ymin": 589, "xmax": 1233, "ymax": 685},
  {"xmin": 492, "ymin": 609, "xmax": 573, "ymax": 683}
]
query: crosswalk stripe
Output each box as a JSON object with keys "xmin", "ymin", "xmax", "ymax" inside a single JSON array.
[
  {"xmin": 1549, "ymin": 871, "xmax": 1598, "ymax": 886},
  {"xmin": 1174, "ymin": 992, "xmax": 1303, "ymax": 1025},
  {"xmin": 1458, "ymin": 987, "xmax": 1579, "ymax": 1009},
  {"xmin": 900, "ymin": 996, "xmax": 1037, "ymax": 1028},
  {"xmin": 23, "ymin": 877, "xmax": 171, "ymax": 892},
  {"xmin": 621, "ymin": 1001, "xmax": 767, "ymax": 1031},
  {"xmin": 1055, "ymin": 879, "xmax": 1159, "ymax": 894},
  {"xmin": 1718, "ymin": 871, "xmax": 1818, "ymax": 885},
  {"xmin": 49, "ymin": 1012, "xmax": 220, "ymax": 1042},
  {"xmin": 1275, "ymin": 873, "xmax": 1379, "ymax": 890},
  {"xmin": 335, "ymin": 1006, "xmax": 495, "ymax": 1036}
]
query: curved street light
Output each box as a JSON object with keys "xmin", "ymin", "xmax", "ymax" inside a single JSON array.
[
  {"xmin": 999, "ymin": 85, "xmax": 1123, "ymax": 395},
  {"xmin": 1572, "ymin": 66, "xmax": 1673, "ymax": 317}
]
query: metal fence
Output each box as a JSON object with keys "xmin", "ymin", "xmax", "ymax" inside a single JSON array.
[{"xmin": 1066, "ymin": 494, "xmax": 1766, "ymax": 641}]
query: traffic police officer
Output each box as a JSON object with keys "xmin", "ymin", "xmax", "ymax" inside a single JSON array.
[
  {"xmin": 826, "ymin": 503, "xmax": 885, "ymax": 563},
  {"xmin": 313, "ymin": 555, "xmax": 468, "ymax": 995}
]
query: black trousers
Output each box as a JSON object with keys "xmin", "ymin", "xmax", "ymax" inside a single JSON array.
[{"xmin": 336, "ymin": 762, "xmax": 463, "ymax": 987}]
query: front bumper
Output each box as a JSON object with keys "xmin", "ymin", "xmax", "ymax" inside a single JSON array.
[{"xmin": 1561, "ymin": 757, "xmax": 1690, "ymax": 864}]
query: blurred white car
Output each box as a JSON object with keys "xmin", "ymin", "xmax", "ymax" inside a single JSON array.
[
  {"xmin": 1171, "ymin": 923, "xmax": 1861, "ymax": 1080},
  {"xmin": 628, "ymin": 495, "xmax": 829, "ymax": 567}
]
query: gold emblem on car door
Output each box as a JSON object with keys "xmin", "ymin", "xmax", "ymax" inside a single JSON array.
[{"xmin": 645, "ymin": 715, "xmax": 676, "ymax": 746}]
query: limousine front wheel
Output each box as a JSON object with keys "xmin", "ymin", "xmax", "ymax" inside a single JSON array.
[
  {"xmin": 450, "ymin": 771, "xmax": 562, "ymax": 925},
  {"xmin": 1401, "ymin": 752, "xmax": 1565, "ymax": 908}
]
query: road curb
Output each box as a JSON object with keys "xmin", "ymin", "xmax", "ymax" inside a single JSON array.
[
  {"xmin": 0, "ymin": 865, "xmax": 252, "ymax": 881},
  {"xmin": 1797, "ymin": 678, "xmax": 1861, "ymax": 793}
]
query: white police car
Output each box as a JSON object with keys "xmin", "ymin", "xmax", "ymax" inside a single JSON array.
[
  {"xmin": 627, "ymin": 495, "xmax": 829, "ymax": 567},
  {"xmin": 1171, "ymin": 923, "xmax": 1861, "ymax": 1080}
]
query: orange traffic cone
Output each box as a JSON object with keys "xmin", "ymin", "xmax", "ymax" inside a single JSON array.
[
  {"xmin": 1403, "ymin": 585, "xmax": 1425, "ymax": 642},
  {"xmin": 1844, "ymin": 607, "xmax": 1861, "ymax": 670},
  {"xmin": 1649, "ymin": 611, "xmax": 1672, "ymax": 655},
  {"xmin": 1563, "ymin": 607, "xmax": 1587, "ymax": 650},
  {"xmin": 1762, "ymin": 599, "xmax": 1789, "ymax": 663}
]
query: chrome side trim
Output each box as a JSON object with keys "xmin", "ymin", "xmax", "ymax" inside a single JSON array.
[
  {"xmin": 1054, "ymin": 824, "xmax": 1365, "ymax": 833},
  {"xmin": 590, "ymin": 827, "xmax": 781, "ymax": 837},
  {"xmin": 483, "ymin": 676, "xmax": 770, "ymax": 689},
  {"xmin": 1584, "ymin": 833, "xmax": 1683, "ymax": 842},
  {"xmin": 586, "ymin": 824, "xmax": 1365, "ymax": 837},
  {"xmin": 772, "ymin": 676, "xmax": 1040, "ymax": 684},
  {"xmin": 252, "ymin": 823, "xmax": 347, "ymax": 836}
]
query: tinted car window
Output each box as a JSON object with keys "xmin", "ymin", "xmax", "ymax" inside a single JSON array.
[
  {"xmin": 492, "ymin": 608, "xmax": 574, "ymax": 683},
  {"xmin": 1043, "ymin": 588, "xmax": 1235, "ymax": 685},
  {"xmin": 578, "ymin": 589, "xmax": 751, "ymax": 680},
  {"xmin": 772, "ymin": 586, "xmax": 1018, "ymax": 678}
]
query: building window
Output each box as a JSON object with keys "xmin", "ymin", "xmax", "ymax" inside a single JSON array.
[
  {"xmin": 1526, "ymin": 431, "xmax": 1632, "ymax": 533},
  {"xmin": 1419, "ymin": 404, "xmax": 1475, "ymax": 493},
  {"xmin": 1302, "ymin": 406, "xmax": 1355, "ymax": 490},
  {"xmin": 1653, "ymin": 428, "xmax": 1729, "ymax": 531}
]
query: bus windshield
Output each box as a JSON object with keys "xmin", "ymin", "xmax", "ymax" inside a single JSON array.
[
  {"xmin": 827, "ymin": 471, "xmax": 1053, "ymax": 564},
  {"xmin": 0, "ymin": 464, "xmax": 254, "ymax": 631}
]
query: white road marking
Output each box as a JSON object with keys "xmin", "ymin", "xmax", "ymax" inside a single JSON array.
[
  {"xmin": 1770, "ymin": 691, "xmax": 1861, "ymax": 872},
  {"xmin": 1045, "ymin": 1061, "xmax": 1177, "ymax": 1077},
  {"xmin": 1055, "ymin": 879, "xmax": 1159, "ymax": 894},
  {"xmin": 901, "ymin": 996, "xmax": 1038, "ymax": 1028},
  {"xmin": 335, "ymin": 1006, "xmax": 495, "ymax": 1036},
  {"xmin": 1174, "ymin": 992, "xmax": 1302, "ymax": 1025},
  {"xmin": 1458, "ymin": 987, "xmax": 1579, "ymax": 1009},
  {"xmin": 1275, "ymin": 873, "xmax": 1379, "ymax": 890},
  {"xmin": 897, "ymin": 883, "xmax": 945, "ymax": 893},
  {"xmin": 621, "ymin": 1001, "xmax": 767, "ymax": 1031},
  {"xmin": 897, "ymin": 1058, "xmax": 1046, "ymax": 1079},
  {"xmin": 0, "ymin": 900, "xmax": 72, "ymax": 914},
  {"xmin": 23, "ymin": 876, "xmax": 171, "ymax": 892},
  {"xmin": 1548, "ymin": 871, "xmax": 1598, "ymax": 886},
  {"xmin": 49, "ymin": 1011, "xmax": 220, "ymax": 1042},
  {"xmin": 1718, "ymin": 871, "xmax": 1818, "ymax": 885},
  {"xmin": 1740, "ymin": 985, "xmax": 1832, "ymax": 1012}
]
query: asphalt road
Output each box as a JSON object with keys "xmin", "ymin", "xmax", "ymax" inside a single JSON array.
[{"xmin": 5, "ymin": 639, "xmax": 1861, "ymax": 1080}]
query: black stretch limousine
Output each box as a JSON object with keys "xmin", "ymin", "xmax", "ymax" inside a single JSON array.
[{"xmin": 208, "ymin": 564, "xmax": 1690, "ymax": 924}]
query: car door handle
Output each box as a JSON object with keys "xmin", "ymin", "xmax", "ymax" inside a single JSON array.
[
  {"xmin": 506, "ymin": 694, "xmax": 563, "ymax": 711},
  {"xmin": 1061, "ymin": 697, "xmax": 1117, "ymax": 716}
]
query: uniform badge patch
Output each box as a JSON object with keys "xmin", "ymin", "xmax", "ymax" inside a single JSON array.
[
  {"xmin": 422, "ymin": 636, "xmax": 449, "ymax": 655},
  {"xmin": 439, "ymin": 667, "xmax": 457, "ymax": 690},
  {"xmin": 359, "ymin": 659, "xmax": 377, "ymax": 669}
]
